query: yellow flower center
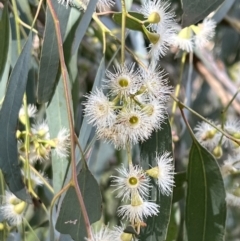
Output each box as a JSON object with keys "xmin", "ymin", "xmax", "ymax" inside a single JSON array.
[
  {"xmin": 129, "ymin": 176, "xmax": 138, "ymax": 186},
  {"xmin": 118, "ymin": 77, "xmax": 129, "ymax": 87},
  {"xmin": 129, "ymin": 115, "xmax": 139, "ymax": 126}
]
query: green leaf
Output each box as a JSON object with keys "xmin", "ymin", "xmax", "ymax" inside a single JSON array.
[
  {"xmin": 212, "ymin": 0, "xmax": 236, "ymax": 23},
  {"xmin": 37, "ymin": 2, "xmax": 70, "ymax": 103},
  {"xmin": 166, "ymin": 204, "xmax": 180, "ymax": 241},
  {"xmin": 113, "ymin": 12, "xmax": 145, "ymax": 32},
  {"xmin": 0, "ymin": 3, "xmax": 9, "ymax": 80},
  {"xmin": 181, "ymin": 0, "xmax": 224, "ymax": 27},
  {"xmin": 76, "ymin": 57, "xmax": 105, "ymax": 161},
  {"xmin": 71, "ymin": 0, "xmax": 98, "ymax": 54},
  {"xmin": 173, "ymin": 172, "xmax": 186, "ymax": 203},
  {"xmin": 186, "ymin": 141, "xmax": 226, "ymax": 241},
  {"xmin": 0, "ymin": 33, "xmax": 32, "ymax": 202},
  {"xmin": 140, "ymin": 119, "xmax": 173, "ymax": 241},
  {"xmin": 46, "ymin": 77, "xmax": 69, "ymax": 194},
  {"xmin": 56, "ymin": 168, "xmax": 102, "ymax": 241}
]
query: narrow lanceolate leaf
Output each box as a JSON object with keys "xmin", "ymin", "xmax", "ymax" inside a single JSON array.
[
  {"xmin": 140, "ymin": 119, "xmax": 173, "ymax": 241},
  {"xmin": 37, "ymin": 2, "xmax": 70, "ymax": 103},
  {"xmin": 0, "ymin": 34, "xmax": 32, "ymax": 202},
  {"xmin": 47, "ymin": 77, "xmax": 69, "ymax": 194},
  {"xmin": 186, "ymin": 141, "xmax": 226, "ymax": 241},
  {"xmin": 0, "ymin": 3, "xmax": 9, "ymax": 79},
  {"xmin": 56, "ymin": 168, "xmax": 102, "ymax": 241},
  {"xmin": 181, "ymin": 0, "xmax": 224, "ymax": 27},
  {"xmin": 71, "ymin": 0, "xmax": 98, "ymax": 54}
]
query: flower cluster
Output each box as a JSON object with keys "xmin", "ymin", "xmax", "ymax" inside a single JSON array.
[
  {"xmin": 17, "ymin": 105, "xmax": 70, "ymax": 163},
  {"xmin": 172, "ymin": 18, "xmax": 216, "ymax": 52},
  {"xmin": 84, "ymin": 62, "xmax": 172, "ymax": 149},
  {"xmin": 194, "ymin": 119, "xmax": 240, "ymax": 152},
  {"xmin": 111, "ymin": 152, "xmax": 174, "ymax": 233}
]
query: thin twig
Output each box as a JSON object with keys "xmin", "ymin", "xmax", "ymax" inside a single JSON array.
[{"xmin": 46, "ymin": 0, "xmax": 92, "ymax": 238}]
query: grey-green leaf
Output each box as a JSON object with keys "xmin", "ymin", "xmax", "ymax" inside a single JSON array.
[
  {"xmin": 140, "ymin": 119, "xmax": 173, "ymax": 241},
  {"xmin": 71, "ymin": 0, "xmax": 98, "ymax": 54},
  {"xmin": 186, "ymin": 141, "xmax": 226, "ymax": 241},
  {"xmin": 181, "ymin": 0, "xmax": 224, "ymax": 27},
  {"xmin": 56, "ymin": 168, "xmax": 102, "ymax": 240},
  {"xmin": 0, "ymin": 3, "xmax": 9, "ymax": 80},
  {"xmin": 76, "ymin": 57, "xmax": 105, "ymax": 161},
  {"xmin": 46, "ymin": 77, "xmax": 69, "ymax": 194},
  {"xmin": 0, "ymin": 34, "xmax": 32, "ymax": 202},
  {"xmin": 37, "ymin": 2, "xmax": 70, "ymax": 103}
]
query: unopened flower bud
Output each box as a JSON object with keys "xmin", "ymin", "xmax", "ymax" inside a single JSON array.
[
  {"xmin": 13, "ymin": 201, "xmax": 26, "ymax": 215},
  {"xmin": 16, "ymin": 130, "xmax": 21, "ymax": 139},
  {"xmin": 120, "ymin": 232, "xmax": 133, "ymax": 241},
  {"xmin": 131, "ymin": 193, "xmax": 143, "ymax": 206},
  {"xmin": 142, "ymin": 25, "xmax": 160, "ymax": 44},
  {"xmin": 233, "ymin": 132, "xmax": 240, "ymax": 139},
  {"xmin": 0, "ymin": 222, "xmax": 4, "ymax": 230},
  {"xmin": 146, "ymin": 167, "xmax": 159, "ymax": 179},
  {"xmin": 178, "ymin": 27, "xmax": 192, "ymax": 40},
  {"xmin": 190, "ymin": 24, "xmax": 200, "ymax": 35},
  {"xmin": 233, "ymin": 188, "xmax": 240, "ymax": 197},
  {"xmin": 147, "ymin": 12, "xmax": 160, "ymax": 24},
  {"xmin": 212, "ymin": 146, "xmax": 223, "ymax": 159}
]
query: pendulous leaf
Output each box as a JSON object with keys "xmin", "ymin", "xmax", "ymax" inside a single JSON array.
[{"xmin": 0, "ymin": 33, "xmax": 32, "ymax": 202}]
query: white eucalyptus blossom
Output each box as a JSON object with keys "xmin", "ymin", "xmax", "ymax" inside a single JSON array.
[
  {"xmin": 171, "ymin": 26, "xmax": 194, "ymax": 52},
  {"xmin": 31, "ymin": 120, "xmax": 50, "ymax": 140},
  {"xmin": 58, "ymin": 0, "xmax": 71, "ymax": 8},
  {"xmin": 111, "ymin": 225, "xmax": 137, "ymax": 241},
  {"xmin": 140, "ymin": 63, "xmax": 172, "ymax": 102},
  {"xmin": 58, "ymin": 0, "xmax": 114, "ymax": 11},
  {"xmin": 142, "ymin": 98, "xmax": 165, "ymax": 130},
  {"xmin": 0, "ymin": 191, "xmax": 26, "ymax": 226},
  {"xmin": 223, "ymin": 119, "xmax": 240, "ymax": 147},
  {"xmin": 146, "ymin": 152, "xmax": 174, "ymax": 195},
  {"xmin": 54, "ymin": 128, "xmax": 70, "ymax": 158},
  {"xmin": 85, "ymin": 225, "xmax": 112, "ymax": 241},
  {"xmin": 19, "ymin": 104, "xmax": 37, "ymax": 119},
  {"xmin": 226, "ymin": 193, "xmax": 240, "ymax": 207},
  {"xmin": 104, "ymin": 63, "xmax": 141, "ymax": 98},
  {"xmin": 115, "ymin": 106, "xmax": 153, "ymax": 145},
  {"xmin": 149, "ymin": 26, "xmax": 174, "ymax": 59},
  {"xmin": 140, "ymin": 0, "xmax": 175, "ymax": 31},
  {"xmin": 194, "ymin": 120, "xmax": 221, "ymax": 149},
  {"xmin": 221, "ymin": 153, "xmax": 240, "ymax": 176},
  {"xmin": 84, "ymin": 89, "xmax": 116, "ymax": 127},
  {"xmin": 111, "ymin": 164, "xmax": 150, "ymax": 200},
  {"xmin": 172, "ymin": 18, "xmax": 216, "ymax": 51},
  {"xmin": 194, "ymin": 18, "xmax": 216, "ymax": 48},
  {"xmin": 18, "ymin": 141, "xmax": 50, "ymax": 163},
  {"xmin": 21, "ymin": 170, "xmax": 46, "ymax": 187},
  {"xmin": 117, "ymin": 193, "xmax": 159, "ymax": 223}
]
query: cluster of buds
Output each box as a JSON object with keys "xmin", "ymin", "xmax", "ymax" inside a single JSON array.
[
  {"xmin": 194, "ymin": 119, "xmax": 240, "ymax": 157},
  {"xmin": 17, "ymin": 104, "xmax": 70, "ymax": 163}
]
